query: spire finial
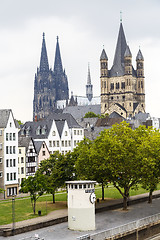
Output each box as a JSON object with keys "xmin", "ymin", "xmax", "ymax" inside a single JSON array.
[
  {"xmin": 103, "ymin": 44, "xmax": 105, "ymax": 49},
  {"xmin": 120, "ymin": 11, "xmax": 122, "ymax": 23},
  {"xmin": 43, "ymin": 32, "xmax": 45, "ymax": 39},
  {"xmin": 57, "ymin": 36, "xmax": 59, "ymax": 41}
]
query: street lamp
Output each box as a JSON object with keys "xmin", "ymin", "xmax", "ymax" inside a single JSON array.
[{"xmin": 12, "ymin": 195, "xmax": 15, "ymax": 235}]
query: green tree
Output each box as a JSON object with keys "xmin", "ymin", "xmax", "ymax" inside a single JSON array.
[
  {"xmin": 38, "ymin": 151, "xmax": 76, "ymax": 203},
  {"xmin": 21, "ymin": 174, "xmax": 46, "ymax": 214},
  {"xmin": 94, "ymin": 122, "xmax": 142, "ymax": 210},
  {"xmin": 74, "ymin": 138, "xmax": 109, "ymax": 200},
  {"xmin": 137, "ymin": 127, "xmax": 160, "ymax": 203},
  {"xmin": 0, "ymin": 188, "xmax": 4, "ymax": 193},
  {"xmin": 84, "ymin": 112, "xmax": 98, "ymax": 118}
]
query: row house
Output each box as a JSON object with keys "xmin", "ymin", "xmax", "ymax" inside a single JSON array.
[
  {"xmin": 19, "ymin": 113, "xmax": 84, "ymax": 155},
  {"xmin": 0, "ymin": 109, "xmax": 19, "ymax": 199},
  {"xmin": 18, "ymin": 136, "xmax": 50, "ymax": 185}
]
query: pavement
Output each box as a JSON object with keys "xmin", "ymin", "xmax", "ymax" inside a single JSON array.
[{"xmin": 1, "ymin": 190, "xmax": 160, "ymax": 240}]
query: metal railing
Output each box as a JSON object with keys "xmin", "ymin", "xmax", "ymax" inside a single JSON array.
[{"xmin": 77, "ymin": 212, "xmax": 160, "ymax": 240}]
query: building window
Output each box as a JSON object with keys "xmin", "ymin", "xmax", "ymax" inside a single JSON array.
[
  {"xmin": 19, "ymin": 149, "xmax": 21, "ymax": 154},
  {"xmin": 13, "ymin": 159, "xmax": 16, "ymax": 167},
  {"xmin": 68, "ymin": 141, "xmax": 71, "ymax": 146},
  {"xmin": 122, "ymin": 96, "xmax": 125, "ymax": 100},
  {"xmin": 18, "ymin": 157, "xmax": 19, "ymax": 163},
  {"xmin": 21, "ymin": 167, "xmax": 24, "ymax": 174},
  {"xmin": 21, "ymin": 157, "xmax": 24, "ymax": 163},
  {"xmin": 65, "ymin": 141, "xmax": 67, "ymax": 147},
  {"xmin": 10, "ymin": 173, "xmax": 13, "ymax": 180},
  {"xmin": 6, "ymin": 133, "xmax": 8, "ymax": 141},
  {"xmin": 0, "ymin": 157, "xmax": 2, "ymax": 163},
  {"xmin": 13, "ymin": 146, "xmax": 16, "ymax": 154},
  {"xmin": 74, "ymin": 140, "xmax": 76, "ymax": 147},
  {"xmin": 10, "ymin": 159, "xmax": 12, "ymax": 167},
  {"xmin": 57, "ymin": 141, "xmax": 59, "ymax": 147},
  {"xmin": 43, "ymin": 143, "xmax": 45, "ymax": 148},
  {"xmin": 53, "ymin": 141, "xmax": 55, "ymax": 147},
  {"xmin": 14, "ymin": 172, "xmax": 16, "ymax": 180},
  {"xmin": 77, "ymin": 130, "xmax": 79, "ymax": 135},
  {"xmin": 0, "ymin": 171, "xmax": 2, "ymax": 178},
  {"xmin": 10, "ymin": 123, "xmax": 12, "ymax": 127},
  {"xmin": 28, "ymin": 167, "xmax": 35, "ymax": 173},
  {"xmin": 0, "ymin": 130, "xmax": 2, "ymax": 136},
  {"xmin": 42, "ymin": 151, "xmax": 45, "ymax": 156},
  {"xmin": 121, "ymin": 82, "xmax": 125, "ymax": 89},
  {"xmin": 18, "ymin": 168, "xmax": 20, "ymax": 174},
  {"xmin": 49, "ymin": 141, "xmax": 52, "ymax": 147},
  {"xmin": 111, "ymin": 97, "xmax": 113, "ymax": 100},
  {"xmin": 52, "ymin": 131, "xmax": 56, "ymax": 136},
  {"xmin": 6, "ymin": 146, "xmax": 8, "ymax": 154},
  {"xmin": 28, "ymin": 156, "xmax": 35, "ymax": 162},
  {"xmin": 10, "ymin": 133, "xmax": 12, "ymax": 141},
  {"xmin": 10, "ymin": 146, "xmax": 12, "ymax": 154},
  {"xmin": 65, "ymin": 131, "xmax": 68, "ymax": 136},
  {"xmin": 0, "ymin": 143, "xmax": 2, "ymax": 150},
  {"xmin": 74, "ymin": 130, "xmax": 76, "ymax": 135},
  {"xmin": 130, "ymin": 102, "xmax": 131, "ymax": 107},
  {"xmin": 62, "ymin": 141, "xmax": 64, "ymax": 147},
  {"xmin": 110, "ymin": 83, "xmax": 114, "ymax": 90},
  {"xmin": 7, "ymin": 173, "xmax": 9, "ymax": 181},
  {"xmin": 80, "ymin": 130, "xmax": 82, "ymax": 135},
  {"xmin": 13, "ymin": 133, "xmax": 15, "ymax": 141}
]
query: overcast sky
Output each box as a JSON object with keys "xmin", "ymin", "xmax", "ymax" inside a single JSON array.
[{"xmin": 0, "ymin": 0, "xmax": 160, "ymax": 122}]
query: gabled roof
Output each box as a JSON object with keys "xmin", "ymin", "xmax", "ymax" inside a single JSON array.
[
  {"xmin": 55, "ymin": 119, "xmax": 65, "ymax": 137},
  {"xmin": 0, "ymin": 109, "xmax": 17, "ymax": 128},
  {"xmin": 48, "ymin": 113, "xmax": 82, "ymax": 128},
  {"xmin": 19, "ymin": 113, "xmax": 82, "ymax": 139},
  {"xmin": 109, "ymin": 111, "xmax": 125, "ymax": 119},
  {"xmin": 34, "ymin": 141, "xmax": 43, "ymax": 154},
  {"xmin": 18, "ymin": 136, "xmax": 32, "ymax": 150}
]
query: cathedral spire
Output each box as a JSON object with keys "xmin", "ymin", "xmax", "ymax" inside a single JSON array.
[
  {"xmin": 40, "ymin": 32, "xmax": 49, "ymax": 72},
  {"xmin": 110, "ymin": 23, "xmax": 127, "ymax": 77},
  {"xmin": 53, "ymin": 36, "xmax": 63, "ymax": 73},
  {"xmin": 87, "ymin": 64, "xmax": 92, "ymax": 85}
]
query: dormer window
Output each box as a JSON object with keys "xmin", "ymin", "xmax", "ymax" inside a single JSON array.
[
  {"xmin": 26, "ymin": 126, "xmax": 31, "ymax": 136},
  {"xmin": 42, "ymin": 125, "xmax": 47, "ymax": 135},
  {"xmin": 36, "ymin": 126, "xmax": 41, "ymax": 135},
  {"xmin": 52, "ymin": 131, "xmax": 56, "ymax": 136}
]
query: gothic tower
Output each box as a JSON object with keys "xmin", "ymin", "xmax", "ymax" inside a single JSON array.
[
  {"xmin": 33, "ymin": 33, "xmax": 56, "ymax": 120},
  {"xmin": 100, "ymin": 21, "xmax": 145, "ymax": 118},
  {"xmin": 86, "ymin": 64, "xmax": 93, "ymax": 101},
  {"xmin": 53, "ymin": 36, "xmax": 69, "ymax": 101},
  {"xmin": 33, "ymin": 34, "xmax": 69, "ymax": 120}
]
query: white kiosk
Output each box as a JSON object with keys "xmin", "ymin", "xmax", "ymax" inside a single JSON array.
[{"xmin": 66, "ymin": 180, "xmax": 96, "ymax": 231}]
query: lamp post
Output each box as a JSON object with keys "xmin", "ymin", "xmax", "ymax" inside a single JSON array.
[{"xmin": 12, "ymin": 195, "xmax": 15, "ymax": 235}]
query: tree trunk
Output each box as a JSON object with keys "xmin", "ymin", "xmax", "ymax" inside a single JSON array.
[
  {"xmin": 33, "ymin": 201, "xmax": 36, "ymax": 215},
  {"xmin": 123, "ymin": 195, "xmax": 128, "ymax": 210},
  {"xmin": 123, "ymin": 189, "xmax": 129, "ymax": 210},
  {"xmin": 102, "ymin": 183, "xmax": 104, "ymax": 201},
  {"xmin": 52, "ymin": 193, "xmax": 55, "ymax": 204},
  {"xmin": 148, "ymin": 190, "xmax": 153, "ymax": 204}
]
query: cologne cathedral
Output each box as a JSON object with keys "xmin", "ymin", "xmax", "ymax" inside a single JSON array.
[
  {"xmin": 100, "ymin": 21, "xmax": 145, "ymax": 118},
  {"xmin": 33, "ymin": 33, "xmax": 69, "ymax": 120}
]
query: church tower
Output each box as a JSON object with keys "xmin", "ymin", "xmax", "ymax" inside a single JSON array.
[
  {"xmin": 86, "ymin": 64, "xmax": 93, "ymax": 101},
  {"xmin": 100, "ymin": 21, "xmax": 145, "ymax": 118},
  {"xmin": 53, "ymin": 36, "xmax": 69, "ymax": 102},
  {"xmin": 33, "ymin": 34, "xmax": 69, "ymax": 120},
  {"xmin": 33, "ymin": 33, "xmax": 56, "ymax": 120}
]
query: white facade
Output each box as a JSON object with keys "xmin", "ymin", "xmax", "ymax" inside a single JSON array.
[
  {"xmin": 18, "ymin": 146, "xmax": 26, "ymax": 188},
  {"xmin": 4, "ymin": 111, "xmax": 19, "ymax": 197},
  {"xmin": 66, "ymin": 180, "xmax": 96, "ymax": 231},
  {"xmin": 34, "ymin": 119, "xmax": 84, "ymax": 154}
]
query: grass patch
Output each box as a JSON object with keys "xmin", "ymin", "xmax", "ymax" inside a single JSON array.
[{"xmin": 0, "ymin": 183, "xmax": 160, "ymax": 225}]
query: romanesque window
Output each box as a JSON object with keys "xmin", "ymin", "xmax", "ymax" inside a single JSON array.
[
  {"xmin": 111, "ymin": 97, "xmax": 113, "ymax": 100},
  {"xmin": 121, "ymin": 82, "xmax": 125, "ymax": 89},
  {"xmin": 110, "ymin": 83, "xmax": 114, "ymax": 90},
  {"xmin": 104, "ymin": 81, "xmax": 106, "ymax": 88},
  {"xmin": 122, "ymin": 96, "xmax": 125, "ymax": 100},
  {"xmin": 116, "ymin": 83, "xmax": 119, "ymax": 89},
  {"xmin": 138, "ymin": 81, "xmax": 140, "ymax": 88},
  {"xmin": 141, "ymin": 81, "xmax": 143, "ymax": 88}
]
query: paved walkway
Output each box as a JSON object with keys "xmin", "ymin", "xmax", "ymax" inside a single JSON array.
[{"xmin": 1, "ymin": 190, "xmax": 160, "ymax": 239}]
